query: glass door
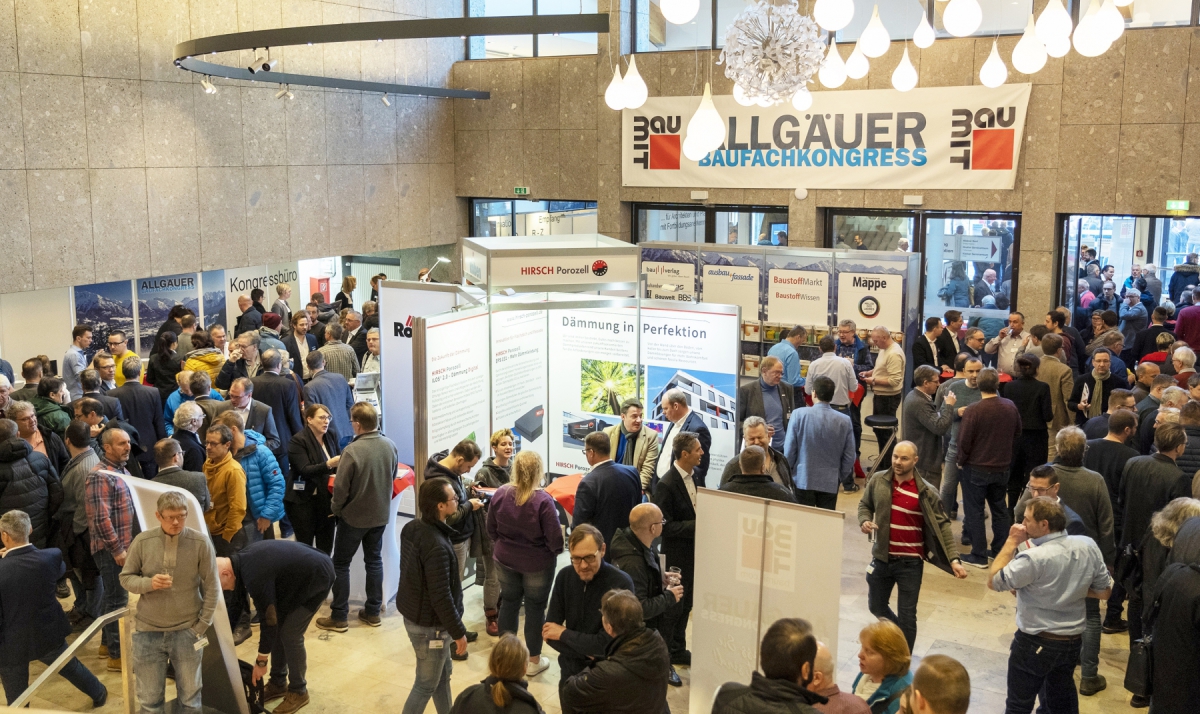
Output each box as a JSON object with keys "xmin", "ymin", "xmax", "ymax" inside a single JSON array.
[{"xmin": 921, "ymin": 213, "xmax": 1019, "ymax": 325}]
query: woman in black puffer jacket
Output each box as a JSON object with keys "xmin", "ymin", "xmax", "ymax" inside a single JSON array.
[
  {"xmin": 450, "ymin": 634, "xmax": 544, "ymax": 714},
  {"xmin": 0, "ymin": 430, "xmax": 63, "ymax": 548}
]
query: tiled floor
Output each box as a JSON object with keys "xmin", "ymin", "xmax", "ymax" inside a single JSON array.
[{"xmin": 28, "ymin": 458, "xmax": 1139, "ymax": 712}]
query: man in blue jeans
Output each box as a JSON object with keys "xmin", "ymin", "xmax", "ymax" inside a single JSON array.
[
  {"xmin": 84, "ymin": 427, "xmax": 138, "ymax": 670},
  {"xmin": 989, "ymin": 497, "xmax": 1112, "ymax": 714},
  {"xmin": 955, "ymin": 368, "xmax": 1021, "ymax": 568},
  {"xmin": 398, "ymin": 478, "xmax": 469, "ymax": 714},
  {"xmin": 317, "ymin": 403, "xmax": 399, "ymax": 632},
  {"xmin": 0, "ymin": 510, "xmax": 107, "ymax": 707}
]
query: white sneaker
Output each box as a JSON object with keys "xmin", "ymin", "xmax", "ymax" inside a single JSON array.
[{"xmin": 526, "ymin": 656, "xmax": 550, "ymax": 677}]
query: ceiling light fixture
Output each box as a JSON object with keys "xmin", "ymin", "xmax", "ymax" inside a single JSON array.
[
  {"xmin": 721, "ymin": 0, "xmax": 827, "ymax": 105},
  {"xmin": 682, "ymin": 83, "xmax": 726, "ymax": 161},
  {"xmin": 201, "ymin": 77, "xmax": 217, "ymax": 94},
  {"xmin": 260, "ymin": 59, "xmax": 278, "ymax": 72},
  {"xmin": 660, "ymin": 0, "xmax": 701, "ymax": 25},
  {"xmin": 791, "ymin": 86, "xmax": 813, "ymax": 110},
  {"xmin": 942, "ymin": 0, "xmax": 983, "ymax": 37},
  {"xmin": 248, "ymin": 49, "xmax": 265, "ymax": 73},
  {"xmin": 846, "ymin": 40, "xmax": 870, "ymax": 79},
  {"xmin": 812, "ymin": 0, "xmax": 854, "ymax": 32},
  {"xmin": 1011, "ymin": 13, "xmax": 1047, "ymax": 74},
  {"xmin": 622, "ymin": 55, "xmax": 648, "ymax": 109},
  {"xmin": 1035, "ymin": 0, "xmax": 1073, "ymax": 45},
  {"xmin": 913, "ymin": 13, "xmax": 936, "ymax": 49},
  {"xmin": 275, "ymin": 84, "xmax": 294, "ymax": 100},
  {"xmin": 604, "ymin": 65, "xmax": 626, "ymax": 110},
  {"xmin": 858, "ymin": 5, "xmax": 890, "ymax": 57},
  {"xmin": 819, "ymin": 39, "xmax": 847, "ymax": 88},
  {"xmin": 891, "ymin": 45, "xmax": 917, "ymax": 91},
  {"xmin": 381, "ymin": 93, "xmax": 391, "ymax": 106},
  {"xmin": 979, "ymin": 39, "xmax": 1008, "ymax": 87}
]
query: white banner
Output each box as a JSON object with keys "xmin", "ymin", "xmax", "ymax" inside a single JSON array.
[
  {"xmin": 767, "ymin": 269, "xmax": 829, "ymax": 324},
  {"xmin": 837, "ymin": 272, "xmax": 904, "ymax": 332},
  {"xmin": 490, "ymin": 253, "xmax": 639, "ymax": 288},
  {"xmin": 700, "ymin": 264, "xmax": 759, "ymax": 316},
  {"xmin": 379, "ymin": 284, "xmax": 461, "ymax": 467},
  {"xmin": 642, "ymin": 261, "xmax": 696, "ymax": 302},
  {"xmin": 223, "ymin": 263, "xmax": 299, "ymax": 328},
  {"xmin": 623, "ymin": 84, "xmax": 1031, "ymax": 190}
]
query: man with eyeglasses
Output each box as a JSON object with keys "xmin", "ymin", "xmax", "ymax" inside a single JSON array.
[
  {"xmin": 201, "ymin": 424, "xmax": 247, "ymax": 558},
  {"xmin": 105, "ymin": 331, "xmax": 141, "ymax": 387},
  {"xmin": 543, "ymin": 523, "xmax": 634, "ymax": 703},
  {"xmin": 120, "ymin": 491, "xmax": 218, "ymax": 714}
]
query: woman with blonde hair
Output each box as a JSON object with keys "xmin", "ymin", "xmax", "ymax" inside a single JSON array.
[
  {"xmin": 1128, "ymin": 497, "xmax": 1200, "ymax": 647},
  {"xmin": 475, "ymin": 429, "xmax": 515, "ymax": 635},
  {"xmin": 449, "ymin": 634, "xmax": 544, "ymax": 713},
  {"xmin": 852, "ymin": 619, "xmax": 912, "ymax": 714},
  {"xmin": 333, "ymin": 275, "xmax": 357, "ymax": 312},
  {"xmin": 485, "ymin": 451, "xmax": 564, "ymax": 677}
]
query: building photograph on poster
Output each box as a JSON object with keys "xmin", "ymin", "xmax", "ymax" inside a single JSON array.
[{"xmin": 74, "ymin": 280, "xmax": 135, "ymax": 362}]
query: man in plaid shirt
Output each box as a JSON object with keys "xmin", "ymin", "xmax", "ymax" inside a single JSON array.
[
  {"xmin": 317, "ymin": 324, "xmax": 359, "ymax": 382},
  {"xmin": 85, "ymin": 427, "xmax": 138, "ymax": 671}
]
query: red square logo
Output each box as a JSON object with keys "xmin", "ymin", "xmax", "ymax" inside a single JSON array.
[
  {"xmin": 971, "ymin": 129, "xmax": 1015, "ymax": 170},
  {"xmin": 649, "ymin": 134, "xmax": 681, "ymax": 170}
]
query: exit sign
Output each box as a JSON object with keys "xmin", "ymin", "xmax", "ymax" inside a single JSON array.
[
  {"xmin": 514, "ymin": 186, "xmax": 529, "ymax": 196},
  {"xmin": 1167, "ymin": 200, "xmax": 1190, "ymax": 211}
]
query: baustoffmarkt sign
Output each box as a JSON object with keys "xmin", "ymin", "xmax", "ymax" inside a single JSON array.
[{"xmin": 622, "ymin": 84, "xmax": 1032, "ymax": 191}]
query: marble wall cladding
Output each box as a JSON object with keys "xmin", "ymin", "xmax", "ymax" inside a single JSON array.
[{"xmin": 0, "ymin": 0, "xmax": 470, "ymax": 292}]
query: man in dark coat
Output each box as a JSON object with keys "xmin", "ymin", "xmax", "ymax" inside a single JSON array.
[
  {"xmin": 108, "ymin": 357, "xmax": 167, "ymax": 478},
  {"xmin": 572, "ymin": 432, "xmax": 641, "ymax": 551},
  {"xmin": 712, "ymin": 618, "xmax": 827, "ymax": 714},
  {"xmin": 608, "ymin": 503, "xmax": 684, "ymax": 687},
  {"xmin": 1068, "ymin": 349, "xmax": 1128, "ymax": 425},
  {"xmin": 1131, "ymin": 307, "xmax": 1176, "ymax": 362},
  {"xmin": 735, "ymin": 356, "xmax": 796, "ymax": 452},
  {"xmin": 903, "ymin": 365, "xmax": 957, "ymax": 487},
  {"xmin": 70, "ymin": 369, "xmax": 125, "ymax": 422},
  {"xmin": 560, "ymin": 589, "xmax": 670, "ymax": 714},
  {"xmin": 652, "ymin": 431, "xmax": 700, "ymax": 669},
  {"xmin": 1149, "ymin": 561, "xmax": 1200, "ymax": 714},
  {"xmin": 282, "ymin": 313, "xmax": 318, "ymax": 382},
  {"xmin": 719, "ymin": 446, "xmax": 797, "ymax": 503},
  {"xmin": 301, "ymin": 352, "xmax": 355, "ymax": 447},
  {"xmin": 657, "ymin": 388, "xmax": 712, "ymax": 489},
  {"xmin": 543, "ymin": 524, "xmax": 635, "ymax": 697},
  {"xmin": 0, "ymin": 419, "xmax": 62, "ymax": 549},
  {"xmin": 234, "ymin": 295, "xmax": 263, "ymax": 338},
  {"xmin": 1168, "ymin": 254, "xmax": 1200, "ymax": 303},
  {"xmin": 0, "ymin": 510, "xmax": 106, "ymax": 706},
  {"xmin": 910, "ymin": 317, "xmax": 944, "ymax": 371},
  {"xmin": 250, "ymin": 350, "xmax": 303, "ymax": 474},
  {"xmin": 719, "ymin": 417, "xmax": 794, "ymax": 496},
  {"xmin": 211, "ymin": 378, "xmax": 280, "ymax": 454}
]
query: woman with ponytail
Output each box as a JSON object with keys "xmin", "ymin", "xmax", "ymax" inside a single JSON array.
[{"xmin": 449, "ymin": 634, "xmax": 544, "ymax": 713}]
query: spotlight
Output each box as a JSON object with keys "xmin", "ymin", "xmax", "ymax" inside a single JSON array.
[
  {"xmin": 259, "ymin": 59, "xmax": 278, "ymax": 72},
  {"xmin": 381, "ymin": 94, "xmax": 391, "ymax": 106},
  {"xmin": 248, "ymin": 49, "xmax": 264, "ymax": 73},
  {"xmin": 275, "ymin": 85, "xmax": 293, "ymax": 100},
  {"xmin": 201, "ymin": 78, "xmax": 217, "ymax": 94}
]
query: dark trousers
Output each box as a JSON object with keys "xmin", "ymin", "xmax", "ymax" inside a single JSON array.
[
  {"xmin": 872, "ymin": 393, "xmax": 902, "ymax": 466},
  {"xmin": 796, "ymin": 489, "xmax": 838, "ymax": 510},
  {"xmin": 285, "ymin": 499, "xmax": 335, "ymax": 555},
  {"xmin": 1004, "ymin": 630, "xmax": 1082, "ymax": 714},
  {"xmin": 0, "ymin": 640, "xmax": 106, "ymax": 705},
  {"xmin": 269, "ymin": 606, "xmax": 317, "ymax": 694},
  {"xmin": 866, "ymin": 556, "xmax": 924, "ymax": 651},
  {"xmin": 832, "ymin": 403, "xmax": 860, "ymax": 485},
  {"xmin": 962, "ymin": 466, "xmax": 1012, "ymax": 559},
  {"xmin": 660, "ymin": 566, "xmax": 694, "ymax": 658},
  {"xmin": 93, "ymin": 549, "xmax": 128, "ymax": 659},
  {"xmin": 330, "ymin": 520, "xmax": 385, "ymax": 621},
  {"xmin": 1106, "ymin": 580, "xmax": 1127, "ymax": 623},
  {"xmin": 495, "ymin": 562, "xmax": 556, "ymax": 657},
  {"xmin": 1009, "ymin": 429, "xmax": 1048, "ymax": 513}
]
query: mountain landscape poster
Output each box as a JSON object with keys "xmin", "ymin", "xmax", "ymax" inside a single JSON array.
[
  {"xmin": 74, "ymin": 280, "xmax": 135, "ymax": 364},
  {"xmin": 136, "ymin": 273, "xmax": 201, "ymax": 355},
  {"xmin": 201, "ymin": 270, "xmax": 227, "ymax": 329}
]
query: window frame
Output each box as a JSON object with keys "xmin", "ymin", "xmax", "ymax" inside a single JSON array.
[
  {"xmin": 468, "ymin": 198, "xmax": 599, "ymax": 237},
  {"xmin": 632, "ymin": 202, "xmax": 789, "ymax": 244},
  {"xmin": 465, "ymin": 0, "xmax": 601, "ymax": 58}
]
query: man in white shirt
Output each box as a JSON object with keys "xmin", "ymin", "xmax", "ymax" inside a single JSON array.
[
  {"xmin": 862, "ymin": 327, "xmax": 905, "ymax": 466},
  {"xmin": 806, "ymin": 336, "xmax": 858, "ymax": 412},
  {"xmin": 986, "ymin": 312, "xmax": 1030, "ymax": 376}
]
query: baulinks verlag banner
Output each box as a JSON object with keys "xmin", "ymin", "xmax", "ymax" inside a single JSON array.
[{"xmin": 622, "ymin": 84, "xmax": 1032, "ymax": 190}]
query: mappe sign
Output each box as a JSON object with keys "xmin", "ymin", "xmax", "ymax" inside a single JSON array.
[{"xmin": 622, "ymin": 84, "xmax": 1031, "ymax": 191}]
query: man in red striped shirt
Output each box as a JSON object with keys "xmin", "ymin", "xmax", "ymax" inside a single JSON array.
[{"xmin": 859, "ymin": 441, "xmax": 967, "ymax": 650}]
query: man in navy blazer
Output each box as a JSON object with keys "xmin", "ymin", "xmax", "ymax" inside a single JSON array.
[
  {"xmin": 572, "ymin": 432, "xmax": 642, "ymax": 551},
  {"xmin": 656, "ymin": 388, "xmax": 713, "ymax": 489},
  {"xmin": 282, "ymin": 313, "xmax": 318, "ymax": 382},
  {"xmin": 109, "ymin": 357, "xmax": 168, "ymax": 478},
  {"xmin": 0, "ymin": 510, "xmax": 106, "ymax": 706}
]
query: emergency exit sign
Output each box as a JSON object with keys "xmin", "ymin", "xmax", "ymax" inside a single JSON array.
[
  {"xmin": 1167, "ymin": 200, "xmax": 1190, "ymax": 211},
  {"xmin": 514, "ymin": 186, "xmax": 529, "ymax": 196}
]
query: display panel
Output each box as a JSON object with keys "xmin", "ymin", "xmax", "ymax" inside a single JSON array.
[
  {"xmin": 136, "ymin": 273, "xmax": 200, "ymax": 355},
  {"xmin": 491, "ymin": 309, "xmax": 549, "ymax": 466},
  {"xmin": 423, "ymin": 309, "xmax": 491, "ymax": 477}
]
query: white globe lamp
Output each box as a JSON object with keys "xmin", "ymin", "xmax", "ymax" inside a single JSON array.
[
  {"xmin": 1097, "ymin": 0, "xmax": 1125, "ymax": 42},
  {"xmin": 684, "ymin": 83, "xmax": 726, "ymax": 154},
  {"xmin": 859, "ymin": 5, "xmax": 891, "ymax": 58},
  {"xmin": 913, "ymin": 13, "xmax": 936, "ymax": 49},
  {"xmin": 846, "ymin": 41, "xmax": 870, "ymax": 79},
  {"xmin": 1035, "ymin": 0, "xmax": 1073, "ymax": 45},
  {"xmin": 791, "ymin": 87, "xmax": 813, "ymax": 110},
  {"xmin": 1012, "ymin": 14, "xmax": 1047, "ymax": 74},
  {"xmin": 979, "ymin": 39, "xmax": 1008, "ymax": 87},
  {"xmin": 659, "ymin": 0, "xmax": 700, "ymax": 25},
  {"xmin": 942, "ymin": 0, "xmax": 982, "ymax": 37},
  {"xmin": 604, "ymin": 65, "xmax": 626, "ymax": 110},
  {"xmin": 819, "ymin": 39, "xmax": 848, "ymax": 88},
  {"xmin": 891, "ymin": 46, "xmax": 918, "ymax": 91},
  {"xmin": 621, "ymin": 55, "xmax": 648, "ymax": 109},
  {"xmin": 733, "ymin": 83, "xmax": 756, "ymax": 106},
  {"xmin": 813, "ymin": 0, "xmax": 855, "ymax": 32}
]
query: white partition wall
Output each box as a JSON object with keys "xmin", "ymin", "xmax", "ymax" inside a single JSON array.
[{"xmin": 690, "ymin": 489, "xmax": 844, "ymax": 714}]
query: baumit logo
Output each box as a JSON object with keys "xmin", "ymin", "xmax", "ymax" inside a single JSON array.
[
  {"xmin": 393, "ymin": 315, "xmax": 414, "ymax": 338},
  {"xmin": 950, "ymin": 106, "xmax": 1018, "ymax": 171},
  {"xmin": 632, "ymin": 115, "xmax": 683, "ymax": 170}
]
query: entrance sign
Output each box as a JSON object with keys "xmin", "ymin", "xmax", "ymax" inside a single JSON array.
[
  {"xmin": 623, "ymin": 84, "xmax": 1032, "ymax": 190},
  {"xmin": 958, "ymin": 234, "xmax": 1001, "ymax": 262}
]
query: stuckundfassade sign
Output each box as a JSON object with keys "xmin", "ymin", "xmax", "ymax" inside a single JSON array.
[{"xmin": 622, "ymin": 84, "xmax": 1032, "ymax": 191}]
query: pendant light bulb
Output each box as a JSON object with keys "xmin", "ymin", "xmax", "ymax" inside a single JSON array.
[
  {"xmin": 682, "ymin": 133, "xmax": 710, "ymax": 162},
  {"xmin": 846, "ymin": 42, "xmax": 870, "ymax": 79},
  {"xmin": 891, "ymin": 46, "xmax": 918, "ymax": 92},
  {"xmin": 813, "ymin": 0, "xmax": 855, "ymax": 32},
  {"xmin": 659, "ymin": 0, "xmax": 701, "ymax": 24},
  {"xmin": 1045, "ymin": 33, "xmax": 1071, "ymax": 57},
  {"xmin": 819, "ymin": 39, "xmax": 848, "ymax": 88},
  {"xmin": 1073, "ymin": 0, "xmax": 1110, "ymax": 58},
  {"xmin": 979, "ymin": 39, "xmax": 1008, "ymax": 88},
  {"xmin": 791, "ymin": 87, "xmax": 813, "ymax": 111},
  {"xmin": 942, "ymin": 0, "xmax": 982, "ymax": 37},
  {"xmin": 755, "ymin": 95, "xmax": 775, "ymax": 107},
  {"xmin": 1035, "ymin": 0, "xmax": 1073, "ymax": 44},
  {"xmin": 859, "ymin": 6, "xmax": 891, "ymax": 58},
  {"xmin": 733, "ymin": 83, "xmax": 756, "ymax": 106},
  {"xmin": 913, "ymin": 13, "xmax": 936, "ymax": 49},
  {"xmin": 1011, "ymin": 13, "xmax": 1048, "ymax": 74},
  {"xmin": 604, "ymin": 65, "xmax": 626, "ymax": 111},
  {"xmin": 1097, "ymin": 0, "xmax": 1125, "ymax": 42},
  {"xmin": 622, "ymin": 55, "xmax": 648, "ymax": 109},
  {"xmin": 684, "ymin": 83, "xmax": 726, "ymax": 154}
]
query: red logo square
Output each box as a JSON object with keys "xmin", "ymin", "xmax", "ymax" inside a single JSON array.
[
  {"xmin": 649, "ymin": 134, "xmax": 681, "ymax": 170},
  {"xmin": 972, "ymin": 129, "xmax": 1015, "ymax": 170}
]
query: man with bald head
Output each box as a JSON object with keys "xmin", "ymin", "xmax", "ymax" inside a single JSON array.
[
  {"xmin": 859, "ymin": 441, "xmax": 967, "ymax": 650},
  {"xmin": 809, "ymin": 641, "xmax": 869, "ymax": 714},
  {"xmin": 608, "ymin": 502, "xmax": 685, "ymax": 687},
  {"xmin": 234, "ymin": 295, "xmax": 262, "ymax": 338}
]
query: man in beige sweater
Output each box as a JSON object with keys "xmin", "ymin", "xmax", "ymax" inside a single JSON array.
[{"xmin": 861, "ymin": 326, "xmax": 905, "ymax": 467}]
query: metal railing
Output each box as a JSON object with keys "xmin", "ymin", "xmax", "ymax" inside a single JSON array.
[{"xmin": 11, "ymin": 608, "xmax": 135, "ymax": 714}]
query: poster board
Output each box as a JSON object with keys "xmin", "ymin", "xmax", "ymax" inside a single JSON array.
[
  {"xmin": 690, "ymin": 489, "xmax": 844, "ymax": 714},
  {"xmin": 490, "ymin": 307, "xmax": 550, "ymax": 466}
]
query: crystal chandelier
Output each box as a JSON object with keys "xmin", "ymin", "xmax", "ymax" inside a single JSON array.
[{"xmin": 719, "ymin": 0, "xmax": 827, "ymax": 106}]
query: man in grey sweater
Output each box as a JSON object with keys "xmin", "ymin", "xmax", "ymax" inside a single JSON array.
[
  {"xmin": 317, "ymin": 402, "xmax": 399, "ymax": 632},
  {"xmin": 1013, "ymin": 426, "xmax": 1115, "ymax": 696},
  {"xmin": 120, "ymin": 491, "xmax": 219, "ymax": 714},
  {"xmin": 59, "ymin": 419, "xmax": 100, "ymax": 623},
  {"xmin": 903, "ymin": 365, "xmax": 957, "ymax": 488},
  {"xmin": 150, "ymin": 439, "xmax": 211, "ymax": 513}
]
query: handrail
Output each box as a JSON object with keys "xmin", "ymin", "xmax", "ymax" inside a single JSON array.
[{"xmin": 11, "ymin": 608, "xmax": 131, "ymax": 710}]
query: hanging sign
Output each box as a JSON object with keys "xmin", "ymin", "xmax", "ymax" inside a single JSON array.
[{"xmin": 622, "ymin": 84, "xmax": 1031, "ymax": 190}]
